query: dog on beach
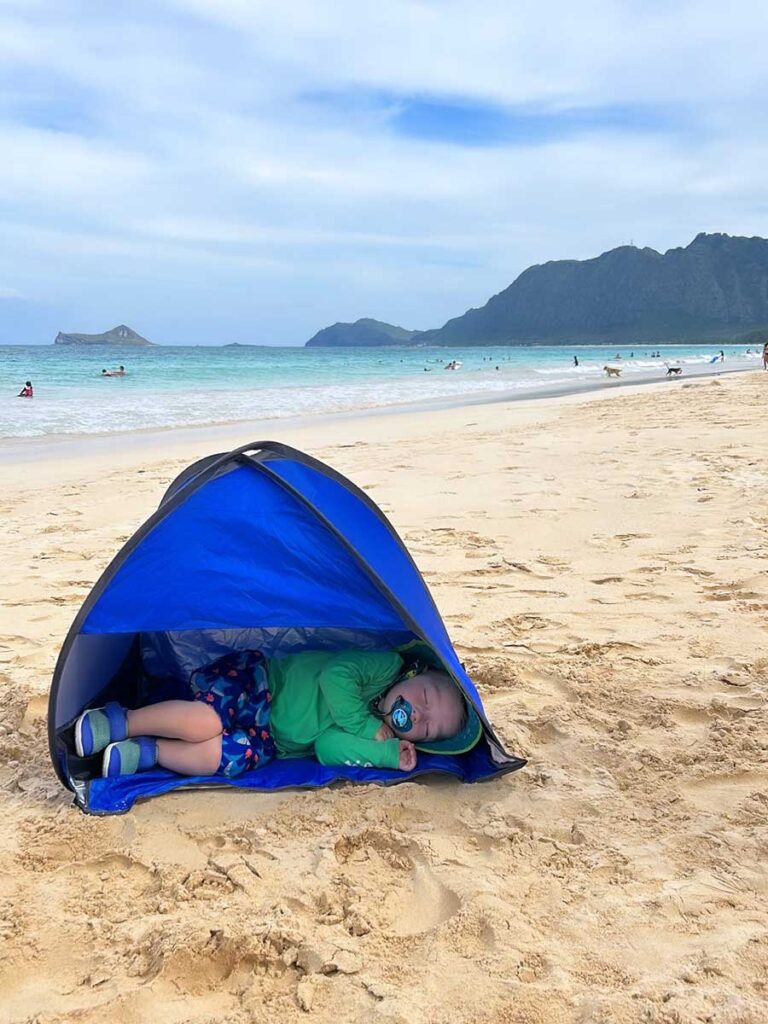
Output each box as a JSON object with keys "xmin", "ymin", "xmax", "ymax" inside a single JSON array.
[
  {"xmin": 665, "ymin": 365, "xmax": 683, "ymax": 376},
  {"xmin": 603, "ymin": 365, "xmax": 622, "ymax": 378}
]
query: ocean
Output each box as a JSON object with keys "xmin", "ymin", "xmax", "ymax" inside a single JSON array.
[{"xmin": 0, "ymin": 342, "xmax": 762, "ymax": 440}]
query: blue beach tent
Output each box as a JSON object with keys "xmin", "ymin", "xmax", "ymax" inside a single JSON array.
[{"xmin": 48, "ymin": 441, "xmax": 525, "ymax": 814}]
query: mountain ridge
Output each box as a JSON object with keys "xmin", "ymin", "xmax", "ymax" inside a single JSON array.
[{"xmin": 304, "ymin": 233, "xmax": 768, "ymax": 346}]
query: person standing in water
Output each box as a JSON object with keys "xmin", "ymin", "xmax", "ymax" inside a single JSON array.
[
  {"xmin": 573, "ymin": 356, "xmax": 579, "ymax": 366},
  {"xmin": 17, "ymin": 380, "xmax": 33, "ymax": 398}
]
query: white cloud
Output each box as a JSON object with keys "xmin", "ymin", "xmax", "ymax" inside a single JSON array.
[
  {"xmin": 166, "ymin": 0, "xmax": 768, "ymax": 106},
  {"xmin": 1, "ymin": 1, "xmax": 768, "ymax": 343}
]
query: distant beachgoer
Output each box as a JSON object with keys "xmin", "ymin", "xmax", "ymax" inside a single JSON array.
[
  {"xmin": 113, "ymin": 365, "xmax": 126, "ymax": 376},
  {"xmin": 762, "ymin": 342, "xmax": 768, "ymax": 370},
  {"xmin": 17, "ymin": 380, "xmax": 33, "ymax": 398},
  {"xmin": 101, "ymin": 369, "xmax": 111, "ymax": 376},
  {"xmin": 719, "ymin": 350, "xmax": 725, "ymax": 362},
  {"xmin": 573, "ymin": 355, "xmax": 579, "ymax": 366}
]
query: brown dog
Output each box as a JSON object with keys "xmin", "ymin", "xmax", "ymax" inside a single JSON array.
[{"xmin": 603, "ymin": 365, "xmax": 621, "ymax": 378}]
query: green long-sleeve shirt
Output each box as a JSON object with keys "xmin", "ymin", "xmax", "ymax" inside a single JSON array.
[{"xmin": 267, "ymin": 650, "xmax": 403, "ymax": 769}]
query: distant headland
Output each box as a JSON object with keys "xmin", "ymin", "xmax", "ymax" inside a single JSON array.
[
  {"xmin": 305, "ymin": 318, "xmax": 418, "ymax": 348},
  {"xmin": 305, "ymin": 233, "xmax": 768, "ymax": 347},
  {"xmin": 54, "ymin": 324, "xmax": 154, "ymax": 346}
]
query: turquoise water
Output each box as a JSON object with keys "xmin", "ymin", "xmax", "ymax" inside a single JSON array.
[{"xmin": 0, "ymin": 342, "xmax": 761, "ymax": 439}]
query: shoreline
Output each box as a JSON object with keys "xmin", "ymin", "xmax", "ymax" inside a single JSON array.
[{"xmin": 0, "ymin": 360, "xmax": 756, "ymax": 466}]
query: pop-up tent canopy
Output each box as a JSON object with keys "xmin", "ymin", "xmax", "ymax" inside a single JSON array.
[{"xmin": 49, "ymin": 441, "xmax": 525, "ymax": 814}]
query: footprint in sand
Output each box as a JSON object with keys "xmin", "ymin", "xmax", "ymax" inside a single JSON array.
[
  {"xmin": 502, "ymin": 561, "xmax": 556, "ymax": 579},
  {"xmin": 537, "ymin": 555, "xmax": 571, "ymax": 569},
  {"xmin": 670, "ymin": 706, "xmax": 711, "ymax": 727},
  {"xmin": 332, "ymin": 828, "xmax": 461, "ymax": 938},
  {"xmin": 495, "ymin": 613, "xmax": 554, "ymax": 636},
  {"xmin": 430, "ymin": 528, "xmax": 498, "ymax": 551},
  {"xmin": 524, "ymin": 716, "xmax": 570, "ymax": 746},
  {"xmin": 385, "ymin": 858, "xmax": 461, "ymax": 937},
  {"xmin": 517, "ymin": 667, "xmax": 576, "ymax": 705},
  {"xmin": 516, "ymin": 588, "xmax": 567, "ymax": 598},
  {"xmin": 704, "ymin": 583, "xmax": 763, "ymax": 603},
  {"xmin": 681, "ymin": 772, "xmax": 768, "ymax": 812}
]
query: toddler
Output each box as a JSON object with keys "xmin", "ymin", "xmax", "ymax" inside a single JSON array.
[{"xmin": 74, "ymin": 649, "xmax": 481, "ymax": 778}]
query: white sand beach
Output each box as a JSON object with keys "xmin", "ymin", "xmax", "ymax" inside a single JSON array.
[{"xmin": 1, "ymin": 371, "xmax": 767, "ymax": 1023}]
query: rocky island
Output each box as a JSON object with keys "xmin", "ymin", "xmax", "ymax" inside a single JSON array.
[
  {"xmin": 305, "ymin": 233, "xmax": 768, "ymax": 346},
  {"xmin": 54, "ymin": 324, "xmax": 154, "ymax": 346}
]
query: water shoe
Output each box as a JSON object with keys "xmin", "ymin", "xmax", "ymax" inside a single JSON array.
[
  {"xmin": 102, "ymin": 737, "xmax": 158, "ymax": 777},
  {"xmin": 74, "ymin": 701, "xmax": 128, "ymax": 757}
]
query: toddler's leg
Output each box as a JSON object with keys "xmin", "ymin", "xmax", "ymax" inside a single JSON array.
[
  {"xmin": 127, "ymin": 700, "xmax": 221, "ymax": 742},
  {"xmin": 156, "ymin": 736, "xmax": 222, "ymax": 776}
]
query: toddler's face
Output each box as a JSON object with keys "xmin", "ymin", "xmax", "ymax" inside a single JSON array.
[{"xmin": 381, "ymin": 671, "xmax": 464, "ymax": 743}]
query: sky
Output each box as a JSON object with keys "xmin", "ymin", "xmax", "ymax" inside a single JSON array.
[{"xmin": 2, "ymin": 0, "xmax": 768, "ymax": 345}]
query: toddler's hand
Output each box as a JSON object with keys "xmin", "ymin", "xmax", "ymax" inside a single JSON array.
[
  {"xmin": 375, "ymin": 722, "xmax": 395, "ymax": 741},
  {"xmin": 398, "ymin": 741, "xmax": 417, "ymax": 772}
]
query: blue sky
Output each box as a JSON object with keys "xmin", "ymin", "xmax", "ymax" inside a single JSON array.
[{"xmin": 1, "ymin": 0, "xmax": 767, "ymax": 345}]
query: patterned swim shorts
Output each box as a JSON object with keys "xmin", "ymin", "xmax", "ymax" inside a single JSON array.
[{"xmin": 189, "ymin": 649, "xmax": 275, "ymax": 778}]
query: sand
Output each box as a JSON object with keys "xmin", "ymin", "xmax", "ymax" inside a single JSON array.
[{"xmin": 0, "ymin": 371, "xmax": 766, "ymax": 1023}]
